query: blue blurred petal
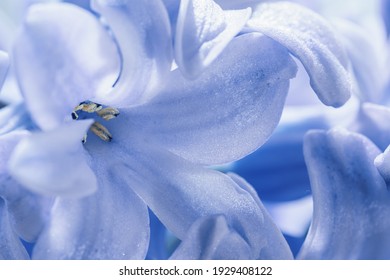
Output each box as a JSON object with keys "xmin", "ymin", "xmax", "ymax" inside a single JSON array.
[
  {"xmin": 245, "ymin": 1, "xmax": 352, "ymax": 107},
  {"xmin": 32, "ymin": 149, "xmax": 150, "ymax": 260},
  {"xmin": 0, "ymin": 103, "xmax": 35, "ymax": 135},
  {"xmin": 126, "ymin": 33, "xmax": 297, "ymax": 165},
  {"xmin": 9, "ymin": 120, "xmax": 98, "ymax": 198},
  {"xmin": 375, "ymin": 146, "xmax": 390, "ymax": 188},
  {"xmin": 350, "ymin": 103, "xmax": 390, "ymax": 151},
  {"xmin": 170, "ymin": 215, "xmax": 252, "ymax": 259},
  {"xmin": 0, "ymin": 51, "xmax": 8, "ymax": 90},
  {"xmin": 299, "ymin": 128, "xmax": 390, "ymax": 259},
  {"xmin": 175, "ymin": 0, "xmax": 251, "ymax": 78},
  {"xmin": 91, "ymin": 0, "xmax": 173, "ymax": 107},
  {"xmin": 214, "ymin": 0, "xmax": 260, "ymax": 9},
  {"xmin": 13, "ymin": 2, "xmax": 120, "ymax": 130},
  {"xmin": 333, "ymin": 20, "xmax": 386, "ymax": 103},
  {"xmin": 0, "ymin": 199, "xmax": 29, "ymax": 259},
  {"xmin": 383, "ymin": 0, "xmax": 390, "ymax": 36}
]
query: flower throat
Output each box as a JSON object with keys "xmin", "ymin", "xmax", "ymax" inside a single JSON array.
[{"xmin": 72, "ymin": 101, "xmax": 119, "ymax": 143}]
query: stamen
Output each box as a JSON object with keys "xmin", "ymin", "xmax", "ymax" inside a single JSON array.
[
  {"xmin": 90, "ymin": 122, "xmax": 112, "ymax": 142},
  {"xmin": 72, "ymin": 101, "xmax": 119, "ymax": 143},
  {"xmin": 97, "ymin": 107, "xmax": 120, "ymax": 121}
]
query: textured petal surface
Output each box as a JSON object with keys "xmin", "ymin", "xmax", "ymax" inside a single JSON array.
[
  {"xmin": 175, "ymin": 0, "xmax": 251, "ymax": 78},
  {"xmin": 299, "ymin": 128, "xmax": 390, "ymax": 259},
  {"xmin": 245, "ymin": 1, "xmax": 351, "ymax": 107},
  {"xmin": 9, "ymin": 120, "xmax": 98, "ymax": 198},
  {"xmin": 13, "ymin": 2, "xmax": 120, "ymax": 130},
  {"xmin": 91, "ymin": 0, "xmax": 172, "ymax": 107},
  {"xmin": 0, "ymin": 130, "xmax": 50, "ymax": 242},
  {"xmin": 0, "ymin": 51, "xmax": 8, "ymax": 90},
  {"xmin": 125, "ymin": 33, "xmax": 297, "ymax": 165},
  {"xmin": 0, "ymin": 199, "xmax": 29, "ymax": 260},
  {"xmin": 90, "ymin": 133, "xmax": 291, "ymax": 259},
  {"xmin": 32, "ymin": 149, "xmax": 149, "ymax": 259}
]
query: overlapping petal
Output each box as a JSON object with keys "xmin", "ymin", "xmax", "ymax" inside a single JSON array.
[
  {"xmin": 32, "ymin": 162, "xmax": 149, "ymax": 259},
  {"xmin": 124, "ymin": 33, "xmax": 297, "ymax": 165},
  {"xmin": 91, "ymin": 0, "xmax": 173, "ymax": 107},
  {"xmin": 13, "ymin": 2, "xmax": 120, "ymax": 130},
  {"xmin": 98, "ymin": 134, "xmax": 292, "ymax": 259},
  {"xmin": 175, "ymin": 0, "xmax": 251, "ymax": 78},
  {"xmin": 0, "ymin": 103, "xmax": 34, "ymax": 135},
  {"xmin": 299, "ymin": 128, "xmax": 390, "ymax": 259},
  {"xmin": 8, "ymin": 120, "xmax": 98, "ymax": 198},
  {"xmin": 0, "ymin": 199, "xmax": 29, "ymax": 260},
  {"xmin": 0, "ymin": 130, "xmax": 50, "ymax": 242},
  {"xmin": 245, "ymin": 1, "xmax": 352, "ymax": 107},
  {"xmin": 170, "ymin": 215, "xmax": 252, "ymax": 259}
]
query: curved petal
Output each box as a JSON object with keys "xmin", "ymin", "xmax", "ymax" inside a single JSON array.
[
  {"xmin": 124, "ymin": 33, "xmax": 297, "ymax": 165},
  {"xmin": 175, "ymin": 0, "xmax": 251, "ymax": 78},
  {"xmin": 245, "ymin": 1, "xmax": 352, "ymax": 107},
  {"xmin": 299, "ymin": 128, "xmax": 390, "ymax": 259},
  {"xmin": 170, "ymin": 215, "xmax": 252, "ymax": 260},
  {"xmin": 13, "ymin": 2, "xmax": 120, "ymax": 130},
  {"xmin": 97, "ymin": 135, "xmax": 292, "ymax": 259},
  {"xmin": 91, "ymin": 0, "xmax": 173, "ymax": 107},
  {"xmin": 230, "ymin": 108, "xmax": 329, "ymax": 201},
  {"xmin": 0, "ymin": 199, "xmax": 29, "ymax": 260},
  {"xmin": 0, "ymin": 51, "xmax": 8, "ymax": 90},
  {"xmin": 350, "ymin": 103, "xmax": 390, "ymax": 151},
  {"xmin": 32, "ymin": 149, "xmax": 149, "ymax": 260},
  {"xmin": 0, "ymin": 130, "xmax": 51, "ymax": 242},
  {"xmin": 8, "ymin": 120, "xmax": 98, "ymax": 198}
]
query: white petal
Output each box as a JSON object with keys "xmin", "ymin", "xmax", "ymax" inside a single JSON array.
[
  {"xmin": 9, "ymin": 120, "xmax": 97, "ymax": 198},
  {"xmin": 13, "ymin": 3, "xmax": 120, "ymax": 130}
]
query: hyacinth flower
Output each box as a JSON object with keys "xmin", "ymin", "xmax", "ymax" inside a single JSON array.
[
  {"xmin": 5, "ymin": 0, "xmax": 298, "ymax": 259},
  {"xmin": 2, "ymin": 0, "xmax": 353, "ymax": 259}
]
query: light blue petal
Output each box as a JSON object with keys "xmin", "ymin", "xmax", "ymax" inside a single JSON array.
[
  {"xmin": 0, "ymin": 199, "xmax": 29, "ymax": 260},
  {"xmin": 299, "ymin": 128, "xmax": 390, "ymax": 259},
  {"xmin": 170, "ymin": 215, "xmax": 252, "ymax": 260},
  {"xmin": 0, "ymin": 51, "xmax": 8, "ymax": 91},
  {"xmin": 375, "ymin": 146, "xmax": 390, "ymax": 188},
  {"xmin": 383, "ymin": 0, "xmax": 390, "ymax": 36},
  {"xmin": 104, "ymin": 135, "xmax": 291, "ymax": 259},
  {"xmin": 125, "ymin": 33, "xmax": 297, "ymax": 165},
  {"xmin": 9, "ymin": 120, "xmax": 98, "ymax": 198},
  {"xmin": 0, "ymin": 130, "xmax": 50, "ymax": 242},
  {"xmin": 175, "ymin": 0, "xmax": 251, "ymax": 78},
  {"xmin": 350, "ymin": 103, "xmax": 390, "ymax": 151},
  {"xmin": 91, "ymin": 0, "xmax": 173, "ymax": 107},
  {"xmin": 32, "ymin": 149, "xmax": 149, "ymax": 260},
  {"xmin": 13, "ymin": 2, "xmax": 120, "ymax": 130},
  {"xmin": 245, "ymin": 1, "xmax": 352, "ymax": 107}
]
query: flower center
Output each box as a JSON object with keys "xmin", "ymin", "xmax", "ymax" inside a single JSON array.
[{"xmin": 72, "ymin": 101, "xmax": 119, "ymax": 143}]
